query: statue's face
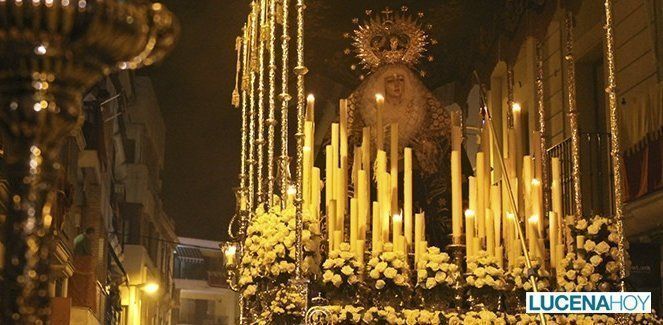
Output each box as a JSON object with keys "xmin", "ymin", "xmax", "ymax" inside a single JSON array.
[{"xmin": 384, "ymin": 73, "xmax": 405, "ymax": 100}]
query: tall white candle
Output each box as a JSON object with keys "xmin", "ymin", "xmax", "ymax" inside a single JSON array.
[
  {"xmin": 306, "ymin": 94, "xmax": 315, "ymax": 122},
  {"xmin": 404, "ymin": 148, "xmax": 413, "ymax": 247},
  {"xmin": 476, "ymin": 152, "xmax": 486, "ymax": 239},
  {"xmin": 393, "ymin": 213, "xmax": 402, "ymax": 246},
  {"xmin": 358, "ymin": 170, "xmax": 368, "ymax": 240},
  {"xmin": 451, "ymin": 150, "xmax": 462, "ymax": 242},
  {"xmin": 372, "ymin": 201, "xmax": 381, "ymax": 253},
  {"xmin": 465, "ymin": 210, "xmax": 475, "ymax": 258},
  {"xmin": 390, "ymin": 123, "xmax": 399, "ymax": 214},
  {"xmin": 350, "ymin": 198, "xmax": 358, "ymax": 251},
  {"xmin": 375, "ymin": 94, "xmax": 384, "ymax": 151}
]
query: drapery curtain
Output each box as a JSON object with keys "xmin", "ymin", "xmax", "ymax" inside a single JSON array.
[{"xmin": 623, "ymin": 82, "xmax": 663, "ymax": 201}]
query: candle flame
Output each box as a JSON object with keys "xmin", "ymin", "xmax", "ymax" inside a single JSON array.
[
  {"xmin": 531, "ymin": 178, "xmax": 541, "ymax": 186},
  {"xmin": 375, "ymin": 93, "xmax": 384, "ymax": 103},
  {"xmin": 287, "ymin": 185, "xmax": 297, "ymax": 195},
  {"xmin": 506, "ymin": 212, "xmax": 515, "ymax": 220},
  {"xmin": 393, "ymin": 213, "xmax": 402, "ymax": 222},
  {"xmin": 226, "ymin": 245, "xmax": 237, "ymax": 255},
  {"xmin": 307, "ymin": 94, "xmax": 315, "ymax": 102},
  {"xmin": 464, "ymin": 209, "xmax": 475, "ymax": 217},
  {"xmin": 511, "ymin": 102, "xmax": 522, "ymax": 113},
  {"xmin": 528, "ymin": 215, "xmax": 539, "ymax": 223}
]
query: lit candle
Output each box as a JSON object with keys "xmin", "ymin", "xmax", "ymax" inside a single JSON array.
[
  {"xmin": 287, "ymin": 184, "xmax": 296, "ymax": 207},
  {"xmin": 225, "ymin": 245, "xmax": 236, "ymax": 266},
  {"xmin": 527, "ymin": 215, "xmax": 538, "ymax": 257},
  {"xmin": 512, "ymin": 102, "xmax": 522, "ymax": 169},
  {"xmin": 465, "ymin": 209, "xmax": 475, "ymax": 258},
  {"xmin": 306, "ymin": 94, "xmax": 315, "ymax": 122},
  {"xmin": 375, "ymin": 94, "xmax": 384, "ymax": 150},
  {"xmin": 531, "ymin": 178, "xmax": 543, "ymax": 235},
  {"xmin": 404, "ymin": 148, "xmax": 413, "ymax": 247}
]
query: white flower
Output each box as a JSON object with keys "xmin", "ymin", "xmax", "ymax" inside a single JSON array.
[
  {"xmin": 434, "ymin": 271, "xmax": 447, "ymax": 283},
  {"xmin": 383, "ymin": 267, "xmax": 397, "ymax": 279},
  {"xmin": 590, "ymin": 255, "xmax": 603, "ymax": 266},
  {"xmin": 322, "ymin": 270, "xmax": 333, "ymax": 282},
  {"xmin": 595, "ymin": 241, "xmax": 611, "ymax": 254},
  {"xmin": 584, "ymin": 240, "xmax": 596, "ymax": 252},
  {"xmin": 369, "ymin": 269, "xmax": 380, "ymax": 279},
  {"xmin": 375, "ymin": 279, "xmax": 386, "ymax": 289},
  {"xmin": 332, "ymin": 274, "xmax": 342, "ymax": 287},
  {"xmin": 341, "ymin": 265, "xmax": 354, "ymax": 276},
  {"xmin": 375, "ymin": 261, "xmax": 388, "ymax": 273},
  {"xmin": 425, "ymin": 277, "xmax": 437, "ymax": 289}
]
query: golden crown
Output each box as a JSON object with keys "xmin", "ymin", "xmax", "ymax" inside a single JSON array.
[{"xmin": 348, "ymin": 6, "xmax": 432, "ymax": 73}]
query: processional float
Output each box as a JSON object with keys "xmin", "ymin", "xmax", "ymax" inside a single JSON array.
[{"xmin": 224, "ymin": 1, "xmax": 656, "ymax": 324}]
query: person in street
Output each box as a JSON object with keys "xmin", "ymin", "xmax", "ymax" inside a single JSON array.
[{"xmin": 73, "ymin": 227, "xmax": 95, "ymax": 256}]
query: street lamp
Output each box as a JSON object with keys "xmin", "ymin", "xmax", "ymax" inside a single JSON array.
[{"xmin": 142, "ymin": 282, "xmax": 160, "ymax": 295}]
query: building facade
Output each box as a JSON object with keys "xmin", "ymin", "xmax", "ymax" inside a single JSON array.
[
  {"xmin": 172, "ymin": 237, "xmax": 239, "ymax": 325},
  {"xmin": 28, "ymin": 71, "xmax": 177, "ymax": 324}
]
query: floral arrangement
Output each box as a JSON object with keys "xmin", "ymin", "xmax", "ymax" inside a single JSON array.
[
  {"xmin": 455, "ymin": 310, "xmax": 507, "ymax": 324},
  {"xmin": 238, "ymin": 203, "xmax": 321, "ymax": 298},
  {"xmin": 322, "ymin": 242, "xmax": 362, "ymax": 301},
  {"xmin": 416, "ymin": 246, "xmax": 460, "ymax": 290},
  {"xmin": 320, "ymin": 306, "xmax": 661, "ymax": 325},
  {"xmin": 366, "ymin": 243, "xmax": 411, "ymax": 291},
  {"xmin": 466, "ymin": 250, "xmax": 506, "ymax": 290},
  {"xmin": 402, "ymin": 309, "xmax": 444, "ymax": 325},
  {"xmin": 361, "ymin": 306, "xmax": 402, "ymax": 324},
  {"xmin": 559, "ymin": 215, "xmax": 625, "ymax": 292},
  {"xmin": 326, "ymin": 305, "xmax": 364, "ymax": 324},
  {"xmin": 507, "ymin": 256, "xmax": 550, "ymax": 292},
  {"xmin": 258, "ymin": 283, "xmax": 306, "ymax": 324}
]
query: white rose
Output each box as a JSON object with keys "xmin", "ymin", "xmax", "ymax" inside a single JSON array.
[
  {"xmin": 375, "ymin": 279, "xmax": 386, "ymax": 289},
  {"xmin": 341, "ymin": 265, "xmax": 354, "ymax": 276},
  {"xmin": 590, "ymin": 255, "xmax": 603, "ymax": 266},
  {"xmin": 322, "ymin": 270, "xmax": 334, "ymax": 283},
  {"xmin": 434, "ymin": 271, "xmax": 447, "ymax": 283},
  {"xmin": 584, "ymin": 240, "xmax": 596, "ymax": 252},
  {"xmin": 383, "ymin": 267, "xmax": 397, "ymax": 279},
  {"xmin": 595, "ymin": 241, "xmax": 611, "ymax": 254},
  {"xmin": 376, "ymin": 262, "xmax": 388, "ymax": 273},
  {"xmin": 332, "ymin": 274, "xmax": 342, "ymax": 287}
]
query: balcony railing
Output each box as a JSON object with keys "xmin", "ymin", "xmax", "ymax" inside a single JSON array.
[{"xmin": 547, "ymin": 132, "xmax": 614, "ymax": 217}]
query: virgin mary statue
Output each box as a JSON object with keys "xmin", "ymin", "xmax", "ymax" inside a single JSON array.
[{"xmin": 344, "ymin": 9, "xmax": 472, "ymax": 247}]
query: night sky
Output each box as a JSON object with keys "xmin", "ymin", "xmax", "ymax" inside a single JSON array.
[{"xmin": 146, "ymin": 0, "xmax": 248, "ymax": 241}]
